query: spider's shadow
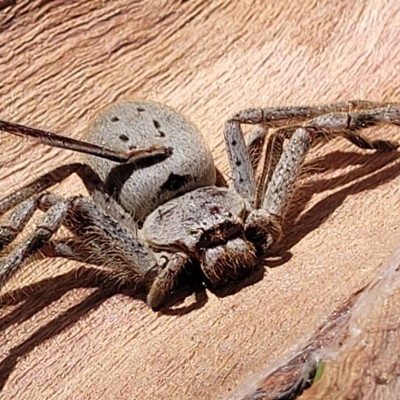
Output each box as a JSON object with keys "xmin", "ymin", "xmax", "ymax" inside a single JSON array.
[
  {"xmin": 1, "ymin": 149, "xmax": 400, "ymax": 390},
  {"xmin": 280, "ymin": 149, "xmax": 400, "ymax": 253}
]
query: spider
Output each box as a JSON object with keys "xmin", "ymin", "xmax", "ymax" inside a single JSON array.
[{"xmin": 0, "ymin": 100, "xmax": 398, "ymax": 310}]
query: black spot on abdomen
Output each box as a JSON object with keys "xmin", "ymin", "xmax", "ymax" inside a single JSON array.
[{"xmin": 160, "ymin": 173, "xmax": 191, "ymax": 192}]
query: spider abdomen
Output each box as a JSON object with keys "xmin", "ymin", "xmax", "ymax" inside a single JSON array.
[{"xmin": 84, "ymin": 101, "xmax": 217, "ymax": 222}]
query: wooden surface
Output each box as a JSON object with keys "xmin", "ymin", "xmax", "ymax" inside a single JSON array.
[{"xmin": 1, "ymin": 1, "xmax": 400, "ymax": 399}]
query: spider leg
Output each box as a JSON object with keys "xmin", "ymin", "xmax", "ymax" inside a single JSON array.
[
  {"xmin": 0, "ymin": 120, "xmax": 170, "ymax": 163},
  {"xmin": 302, "ymin": 106, "xmax": 400, "ymax": 151},
  {"xmin": 0, "ymin": 195, "xmax": 42, "ymax": 251},
  {"xmin": 38, "ymin": 194, "xmax": 157, "ymax": 286},
  {"xmin": 246, "ymin": 126, "xmax": 268, "ymax": 172},
  {"xmin": 0, "ymin": 196, "xmax": 71, "ymax": 287},
  {"xmin": 229, "ymin": 100, "xmax": 398, "ymax": 129},
  {"xmin": 0, "ymin": 163, "xmax": 133, "ymax": 231},
  {"xmin": 246, "ymin": 105, "xmax": 400, "ymax": 253},
  {"xmin": 262, "ymin": 128, "xmax": 313, "ymax": 218},
  {"xmin": 266, "ymin": 107, "xmax": 400, "ymax": 153},
  {"xmin": 41, "ymin": 236, "xmax": 156, "ymax": 288},
  {"xmin": 254, "ymin": 128, "xmax": 293, "ymax": 209},
  {"xmin": 233, "ymin": 101, "xmax": 400, "ymax": 208},
  {"xmin": 147, "ymin": 252, "xmax": 190, "ymax": 311},
  {"xmin": 245, "ymin": 128, "xmax": 314, "ymax": 253},
  {"xmin": 42, "ymin": 236, "xmax": 189, "ymax": 312},
  {"xmin": 224, "ymin": 119, "xmax": 256, "ymax": 202},
  {"xmin": 223, "ymin": 101, "xmax": 399, "ymax": 203},
  {"xmin": 224, "ymin": 122, "xmax": 269, "ymax": 203},
  {"xmin": 44, "ymin": 195, "xmax": 194, "ymax": 311},
  {"xmin": 0, "ymin": 190, "xmax": 159, "ymax": 292},
  {"xmin": 0, "ymin": 163, "xmax": 83, "ymax": 216},
  {"xmin": 0, "ymin": 165, "xmax": 187, "ymax": 307},
  {"xmin": 232, "ymin": 124, "xmax": 296, "ymax": 210},
  {"xmin": 224, "ymin": 101, "xmax": 359, "ymax": 203},
  {"xmin": 41, "ymin": 239, "xmax": 93, "ymax": 264}
]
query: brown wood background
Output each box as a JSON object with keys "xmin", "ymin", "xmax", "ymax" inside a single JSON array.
[{"xmin": 1, "ymin": 1, "xmax": 400, "ymax": 399}]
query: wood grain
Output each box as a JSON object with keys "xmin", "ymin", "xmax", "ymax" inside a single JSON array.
[{"xmin": 1, "ymin": 1, "xmax": 400, "ymax": 399}]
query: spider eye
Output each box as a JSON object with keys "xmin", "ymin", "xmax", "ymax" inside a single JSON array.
[{"xmin": 190, "ymin": 228, "xmax": 198, "ymax": 235}]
